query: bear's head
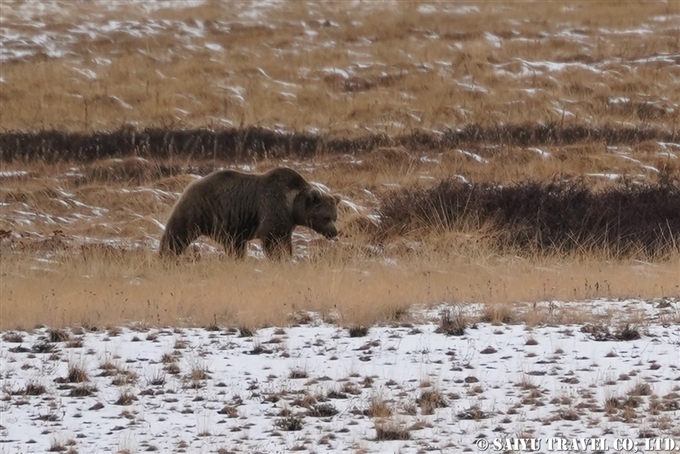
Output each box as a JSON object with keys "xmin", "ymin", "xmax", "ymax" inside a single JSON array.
[{"xmin": 299, "ymin": 188, "xmax": 341, "ymax": 239}]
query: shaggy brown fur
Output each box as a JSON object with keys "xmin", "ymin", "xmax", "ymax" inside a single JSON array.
[{"xmin": 159, "ymin": 167, "xmax": 340, "ymax": 259}]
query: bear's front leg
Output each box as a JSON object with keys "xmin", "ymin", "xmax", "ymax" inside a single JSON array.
[
  {"xmin": 159, "ymin": 224, "xmax": 197, "ymax": 256},
  {"xmin": 222, "ymin": 238, "xmax": 248, "ymax": 259},
  {"xmin": 262, "ymin": 234, "xmax": 293, "ymax": 260}
]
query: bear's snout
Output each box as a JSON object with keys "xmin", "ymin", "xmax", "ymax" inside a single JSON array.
[
  {"xmin": 310, "ymin": 220, "xmax": 338, "ymax": 239},
  {"xmin": 323, "ymin": 226, "xmax": 338, "ymax": 239}
]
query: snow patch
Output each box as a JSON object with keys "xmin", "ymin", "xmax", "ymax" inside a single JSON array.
[
  {"xmin": 530, "ymin": 147, "xmax": 551, "ymax": 158},
  {"xmin": 457, "ymin": 149, "xmax": 489, "ymax": 164},
  {"xmin": 2, "ymin": 299, "xmax": 674, "ymax": 451}
]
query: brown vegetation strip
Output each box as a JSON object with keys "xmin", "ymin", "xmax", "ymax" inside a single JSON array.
[
  {"xmin": 2, "ymin": 123, "xmax": 677, "ymax": 163},
  {"xmin": 379, "ymin": 179, "xmax": 680, "ymax": 258}
]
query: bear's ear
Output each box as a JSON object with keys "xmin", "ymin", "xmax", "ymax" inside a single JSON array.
[
  {"xmin": 307, "ymin": 188, "xmax": 322, "ymax": 205},
  {"xmin": 333, "ymin": 194, "xmax": 342, "ymax": 205}
]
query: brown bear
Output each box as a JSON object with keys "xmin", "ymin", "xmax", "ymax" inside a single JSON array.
[{"xmin": 159, "ymin": 167, "xmax": 340, "ymax": 259}]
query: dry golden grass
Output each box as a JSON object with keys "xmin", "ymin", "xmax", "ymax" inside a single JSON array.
[
  {"xmin": 2, "ymin": 232, "xmax": 678, "ymax": 330},
  {"xmin": 2, "ymin": 1, "xmax": 679, "ymax": 133},
  {"xmin": 1, "ymin": 152, "xmax": 679, "ymax": 330}
]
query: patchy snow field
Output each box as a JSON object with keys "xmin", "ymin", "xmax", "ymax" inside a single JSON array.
[
  {"xmin": 2, "ymin": 0, "xmax": 679, "ymax": 132},
  {"xmin": 2, "ymin": 300, "xmax": 679, "ymax": 453},
  {"xmin": 2, "ymin": 2, "xmax": 680, "ymax": 451}
]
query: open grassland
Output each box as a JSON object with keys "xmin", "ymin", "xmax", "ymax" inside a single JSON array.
[
  {"xmin": 1, "ymin": 0, "xmax": 680, "ymax": 330},
  {"xmin": 2, "ymin": 246, "xmax": 679, "ymax": 331},
  {"xmin": 2, "ymin": 0, "xmax": 680, "ymax": 134},
  {"xmin": 1, "ymin": 151, "xmax": 679, "ymax": 330}
]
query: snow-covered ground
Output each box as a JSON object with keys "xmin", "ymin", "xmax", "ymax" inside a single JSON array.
[{"xmin": 2, "ymin": 299, "xmax": 679, "ymax": 453}]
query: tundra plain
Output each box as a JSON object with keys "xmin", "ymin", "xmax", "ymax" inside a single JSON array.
[{"xmin": 1, "ymin": 1, "xmax": 680, "ymax": 453}]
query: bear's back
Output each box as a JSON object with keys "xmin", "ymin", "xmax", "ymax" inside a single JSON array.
[
  {"xmin": 181, "ymin": 168, "xmax": 308, "ymax": 205},
  {"xmin": 185, "ymin": 169, "xmax": 254, "ymax": 196},
  {"xmin": 262, "ymin": 167, "xmax": 309, "ymax": 192}
]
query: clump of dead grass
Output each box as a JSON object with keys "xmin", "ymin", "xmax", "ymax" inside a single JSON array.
[
  {"xmin": 13, "ymin": 381, "xmax": 47, "ymax": 396},
  {"xmin": 274, "ymin": 415, "xmax": 304, "ymax": 431},
  {"xmin": 365, "ymin": 396, "xmax": 393, "ymax": 418},
  {"xmin": 436, "ymin": 307, "xmax": 466, "ymax": 336},
  {"xmin": 379, "ymin": 178, "xmax": 680, "ymax": 259},
  {"xmin": 66, "ymin": 362, "xmax": 89, "ymax": 383},
  {"xmin": 114, "ymin": 389, "xmax": 138, "ymax": 406},
  {"xmin": 581, "ymin": 323, "xmax": 643, "ymax": 342},
  {"xmin": 416, "ymin": 389, "xmax": 448, "ymax": 415},
  {"xmin": 374, "ymin": 419, "xmax": 411, "ymax": 441}
]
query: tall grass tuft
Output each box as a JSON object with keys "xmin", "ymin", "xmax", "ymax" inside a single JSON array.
[{"xmin": 379, "ymin": 178, "xmax": 680, "ymax": 259}]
